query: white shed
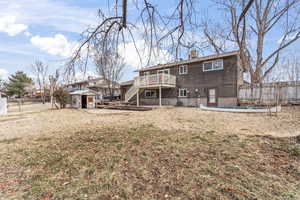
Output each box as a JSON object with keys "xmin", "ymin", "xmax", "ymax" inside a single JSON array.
[{"xmin": 70, "ymin": 90, "xmax": 96, "ymax": 109}]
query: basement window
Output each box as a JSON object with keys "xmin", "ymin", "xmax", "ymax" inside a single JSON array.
[
  {"xmin": 145, "ymin": 90, "xmax": 157, "ymax": 98},
  {"xmin": 179, "ymin": 88, "xmax": 187, "ymax": 97},
  {"xmin": 203, "ymin": 59, "xmax": 223, "ymax": 71},
  {"xmin": 179, "ymin": 65, "xmax": 188, "ymax": 74}
]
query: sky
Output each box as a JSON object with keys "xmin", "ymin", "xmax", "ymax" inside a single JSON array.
[
  {"xmin": 0, "ymin": 0, "xmax": 173, "ymax": 82},
  {"xmin": 0, "ymin": 0, "xmax": 299, "ymax": 82}
]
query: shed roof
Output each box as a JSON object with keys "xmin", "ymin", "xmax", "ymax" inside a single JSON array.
[{"xmin": 69, "ymin": 89, "xmax": 96, "ymax": 96}]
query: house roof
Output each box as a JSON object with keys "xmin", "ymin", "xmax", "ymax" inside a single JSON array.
[
  {"xmin": 88, "ymin": 83, "xmax": 120, "ymax": 89},
  {"xmin": 69, "ymin": 89, "xmax": 96, "ymax": 96},
  {"xmin": 135, "ymin": 50, "xmax": 240, "ymax": 72},
  {"xmin": 65, "ymin": 77, "xmax": 119, "ymax": 87}
]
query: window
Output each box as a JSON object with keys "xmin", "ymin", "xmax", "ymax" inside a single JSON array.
[
  {"xmin": 179, "ymin": 88, "xmax": 187, "ymax": 97},
  {"xmin": 145, "ymin": 90, "xmax": 157, "ymax": 98},
  {"xmin": 157, "ymin": 69, "xmax": 170, "ymax": 74},
  {"xmin": 179, "ymin": 65, "xmax": 188, "ymax": 74},
  {"xmin": 88, "ymin": 97, "xmax": 94, "ymax": 103},
  {"xmin": 203, "ymin": 59, "xmax": 223, "ymax": 71}
]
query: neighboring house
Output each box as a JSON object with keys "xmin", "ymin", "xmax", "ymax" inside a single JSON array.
[
  {"xmin": 65, "ymin": 77, "xmax": 121, "ymax": 109},
  {"xmin": 121, "ymin": 51, "xmax": 244, "ymax": 107},
  {"xmin": 120, "ymin": 80, "xmax": 134, "ymax": 101}
]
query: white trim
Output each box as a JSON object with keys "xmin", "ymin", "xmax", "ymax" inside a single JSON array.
[
  {"xmin": 178, "ymin": 88, "xmax": 187, "ymax": 97},
  {"xmin": 203, "ymin": 59, "xmax": 223, "ymax": 72},
  {"xmin": 200, "ymin": 104, "xmax": 282, "ymax": 113},
  {"xmin": 179, "ymin": 65, "xmax": 188, "ymax": 74}
]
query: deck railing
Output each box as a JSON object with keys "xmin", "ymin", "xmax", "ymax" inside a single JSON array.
[{"xmin": 134, "ymin": 74, "xmax": 176, "ymax": 88}]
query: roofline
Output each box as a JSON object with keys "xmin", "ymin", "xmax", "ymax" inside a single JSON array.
[
  {"xmin": 65, "ymin": 77, "xmax": 119, "ymax": 87},
  {"xmin": 135, "ymin": 50, "xmax": 240, "ymax": 72}
]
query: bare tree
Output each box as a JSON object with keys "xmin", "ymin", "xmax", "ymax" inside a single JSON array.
[
  {"xmin": 285, "ymin": 54, "xmax": 300, "ymax": 82},
  {"xmin": 64, "ymin": 0, "xmax": 256, "ymax": 92},
  {"xmin": 66, "ymin": 0, "xmax": 204, "ymax": 78},
  {"xmin": 32, "ymin": 60, "xmax": 49, "ymax": 104},
  {"xmin": 264, "ymin": 51, "xmax": 300, "ymax": 82},
  {"xmin": 204, "ymin": 0, "xmax": 300, "ymax": 84},
  {"xmin": 49, "ymin": 69, "xmax": 60, "ymax": 108},
  {"xmin": 92, "ymin": 36, "xmax": 125, "ymax": 99}
]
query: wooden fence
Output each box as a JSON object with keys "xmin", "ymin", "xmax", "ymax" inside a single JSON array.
[{"xmin": 238, "ymin": 81, "xmax": 300, "ymax": 105}]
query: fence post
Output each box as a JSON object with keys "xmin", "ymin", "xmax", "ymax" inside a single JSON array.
[{"xmin": 250, "ymin": 84, "xmax": 254, "ymax": 105}]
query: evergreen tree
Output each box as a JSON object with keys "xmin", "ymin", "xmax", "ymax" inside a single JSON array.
[{"xmin": 5, "ymin": 71, "xmax": 33, "ymax": 97}]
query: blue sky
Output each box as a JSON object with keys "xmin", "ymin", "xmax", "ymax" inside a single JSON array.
[
  {"xmin": 0, "ymin": 0, "xmax": 299, "ymax": 82},
  {"xmin": 0, "ymin": 0, "xmax": 177, "ymax": 81}
]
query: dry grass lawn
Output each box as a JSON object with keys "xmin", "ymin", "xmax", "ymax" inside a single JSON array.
[{"xmin": 0, "ymin": 104, "xmax": 299, "ymax": 199}]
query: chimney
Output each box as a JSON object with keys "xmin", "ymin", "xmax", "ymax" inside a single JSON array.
[{"xmin": 189, "ymin": 49, "xmax": 199, "ymax": 59}]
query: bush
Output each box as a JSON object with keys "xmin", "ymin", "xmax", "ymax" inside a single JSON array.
[{"xmin": 53, "ymin": 88, "xmax": 69, "ymax": 109}]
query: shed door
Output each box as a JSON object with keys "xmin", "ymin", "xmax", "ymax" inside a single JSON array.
[
  {"xmin": 81, "ymin": 95, "xmax": 87, "ymax": 109},
  {"xmin": 207, "ymin": 88, "xmax": 218, "ymax": 107}
]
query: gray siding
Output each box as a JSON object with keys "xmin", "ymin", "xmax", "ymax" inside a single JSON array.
[{"xmin": 139, "ymin": 55, "xmax": 239, "ymax": 99}]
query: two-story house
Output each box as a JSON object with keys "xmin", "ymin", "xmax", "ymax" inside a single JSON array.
[{"xmin": 121, "ymin": 51, "xmax": 244, "ymax": 107}]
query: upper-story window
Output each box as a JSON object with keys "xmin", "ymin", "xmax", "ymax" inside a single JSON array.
[
  {"xmin": 157, "ymin": 69, "xmax": 170, "ymax": 74},
  {"xmin": 203, "ymin": 59, "xmax": 223, "ymax": 72},
  {"xmin": 179, "ymin": 65, "xmax": 188, "ymax": 74}
]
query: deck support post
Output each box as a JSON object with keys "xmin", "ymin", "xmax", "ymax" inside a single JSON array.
[
  {"xmin": 136, "ymin": 88, "xmax": 139, "ymax": 107},
  {"xmin": 159, "ymin": 86, "xmax": 162, "ymax": 106}
]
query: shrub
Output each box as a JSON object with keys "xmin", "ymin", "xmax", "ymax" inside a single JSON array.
[{"xmin": 53, "ymin": 88, "xmax": 69, "ymax": 109}]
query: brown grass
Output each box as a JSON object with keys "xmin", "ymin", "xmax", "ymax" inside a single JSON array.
[{"xmin": 0, "ymin": 124, "xmax": 299, "ymax": 199}]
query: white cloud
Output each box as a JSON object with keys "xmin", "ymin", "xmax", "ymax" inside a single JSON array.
[
  {"xmin": 24, "ymin": 31, "xmax": 32, "ymax": 37},
  {"xmin": 0, "ymin": 0, "xmax": 98, "ymax": 34},
  {"xmin": 0, "ymin": 68, "xmax": 8, "ymax": 79},
  {"xmin": 30, "ymin": 34, "xmax": 78, "ymax": 58},
  {"xmin": 75, "ymin": 71, "xmax": 97, "ymax": 81},
  {"xmin": 0, "ymin": 16, "xmax": 27, "ymax": 36},
  {"xmin": 118, "ymin": 40, "xmax": 174, "ymax": 69}
]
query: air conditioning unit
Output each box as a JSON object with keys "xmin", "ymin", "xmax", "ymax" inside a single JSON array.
[{"xmin": 189, "ymin": 49, "xmax": 199, "ymax": 59}]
